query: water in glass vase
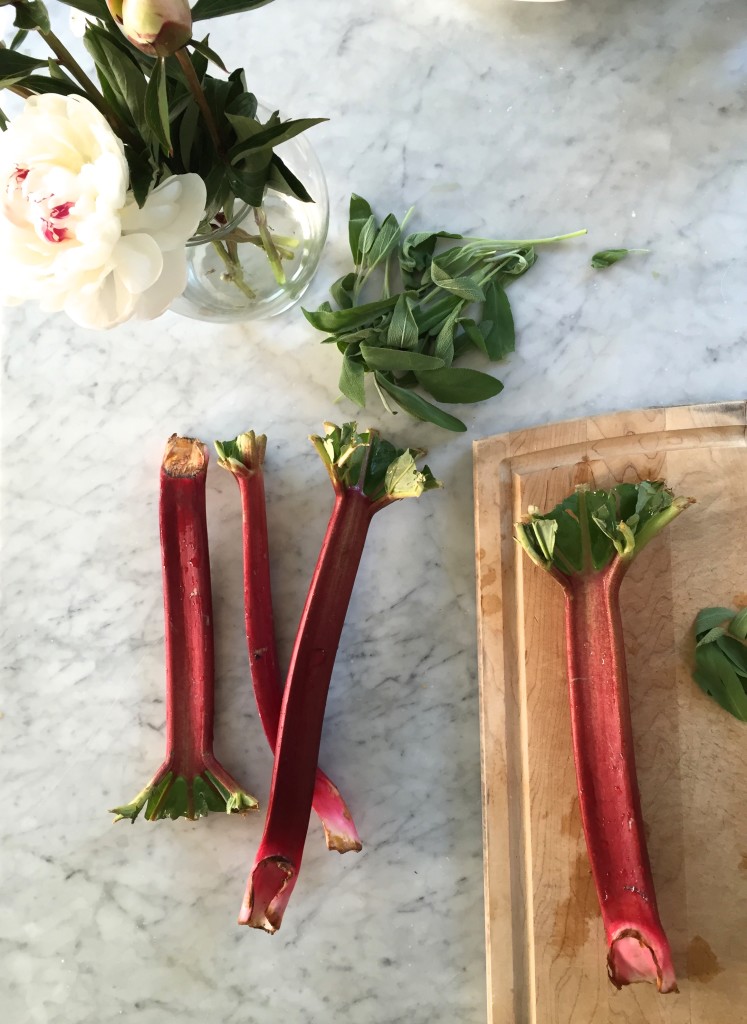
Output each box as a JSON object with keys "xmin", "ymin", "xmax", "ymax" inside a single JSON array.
[{"xmin": 172, "ymin": 125, "xmax": 329, "ymax": 323}]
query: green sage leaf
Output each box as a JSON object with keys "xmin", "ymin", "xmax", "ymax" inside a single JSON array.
[
  {"xmin": 374, "ymin": 373, "xmax": 467, "ymax": 432},
  {"xmin": 590, "ymin": 248, "xmax": 648, "ymax": 269},
  {"xmin": 303, "ymin": 296, "xmax": 397, "ymax": 333},
  {"xmin": 349, "ymin": 194, "xmax": 373, "ymax": 263},
  {"xmin": 415, "ymin": 367, "xmax": 504, "ymax": 404},
  {"xmin": 481, "ymin": 280, "xmax": 515, "ymax": 360},
  {"xmin": 360, "ymin": 346, "xmax": 444, "ymax": 373},
  {"xmin": 386, "ymin": 294, "xmax": 419, "ymax": 351},
  {"xmin": 339, "ymin": 353, "xmax": 366, "ymax": 408},
  {"xmin": 430, "ymin": 259, "xmax": 485, "ymax": 302}
]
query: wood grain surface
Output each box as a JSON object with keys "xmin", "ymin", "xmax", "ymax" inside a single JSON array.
[{"xmin": 473, "ymin": 402, "xmax": 747, "ymax": 1024}]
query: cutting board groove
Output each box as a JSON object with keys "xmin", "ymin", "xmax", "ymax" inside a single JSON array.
[{"xmin": 473, "ymin": 402, "xmax": 747, "ymax": 1024}]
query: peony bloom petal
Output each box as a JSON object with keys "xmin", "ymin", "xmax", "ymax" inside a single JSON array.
[
  {"xmin": 132, "ymin": 247, "xmax": 188, "ymax": 321},
  {"xmin": 120, "ymin": 173, "xmax": 206, "ymax": 251},
  {"xmin": 110, "ymin": 233, "xmax": 164, "ymax": 294}
]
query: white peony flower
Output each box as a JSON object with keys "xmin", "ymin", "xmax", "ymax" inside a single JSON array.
[{"xmin": 0, "ymin": 93, "xmax": 206, "ymax": 329}]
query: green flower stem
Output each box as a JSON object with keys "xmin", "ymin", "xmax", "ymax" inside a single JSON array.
[
  {"xmin": 40, "ymin": 28, "xmax": 139, "ymax": 146},
  {"xmin": 175, "ymin": 46, "xmax": 224, "ymax": 157},
  {"xmin": 254, "ymin": 206, "xmax": 287, "ymax": 286},
  {"xmin": 212, "ymin": 240, "xmax": 257, "ymax": 299}
]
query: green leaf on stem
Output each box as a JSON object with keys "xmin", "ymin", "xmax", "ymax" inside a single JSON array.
[
  {"xmin": 192, "ymin": 0, "xmax": 274, "ymax": 20},
  {"xmin": 374, "ymin": 372, "xmax": 467, "ymax": 432},
  {"xmin": 267, "ymin": 153, "xmax": 313, "ymax": 202},
  {"xmin": 188, "ymin": 36, "xmax": 228, "ymax": 72},
  {"xmin": 228, "ymin": 117, "xmax": 326, "ymax": 161},
  {"xmin": 125, "ymin": 144, "xmax": 156, "ymax": 207},
  {"xmin": 415, "ymin": 367, "xmax": 504, "ymax": 404},
  {"xmin": 0, "ymin": 50, "xmax": 47, "ymax": 88},
  {"xmin": 365, "ymin": 212, "xmax": 401, "ymax": 272},
  {"xmin": 330, "ymin": 272, "xmax": 357, "ymax": 310},
  {"xmin": 12, "ymin": 0, "xmax": 51, "ymax": 33},
  {"xmin": 56, "ymin": 0, "xmax": 107, "ymax": 17},
  {"xmin": 10, "ymin": 29, "xmax": 30, "ymax": 51},
  {"xmin": 145, "ymin": 56, "xmax": 171, "ymax": 154}
]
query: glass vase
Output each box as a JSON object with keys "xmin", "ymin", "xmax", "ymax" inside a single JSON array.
[{"xmin": 171, "ymin": 122, "xmax": 329, "ymax": 323}]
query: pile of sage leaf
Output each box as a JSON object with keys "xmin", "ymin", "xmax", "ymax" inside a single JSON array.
[{"xmin": 303, "ymin": 195, "xmax": 585, "ymax": 432}]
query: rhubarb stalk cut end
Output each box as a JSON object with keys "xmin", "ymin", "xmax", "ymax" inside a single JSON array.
[
  {"xmin": 608, "ymin": 928, "xmax": 678, "ymax": 993},
  {"xmin": 215, "ymin": 431, "xmax": 267, "ymax": 478},
  {"xmin": 162, "ymin": 434, "xmax": 207, "ymax": 477},
  {"xmin": 239, "ymin": 856, "xmax": 296, "ymax": 933}
]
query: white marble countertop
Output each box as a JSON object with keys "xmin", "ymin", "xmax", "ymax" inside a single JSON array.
[{"xmin": 3, "ymin": 1, "xmax": 747, "ymax": 1022}]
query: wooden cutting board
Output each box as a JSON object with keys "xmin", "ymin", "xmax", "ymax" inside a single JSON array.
[{"xmin": 473, "ymin": 402, "xmax": 747, "ymax": 1024}]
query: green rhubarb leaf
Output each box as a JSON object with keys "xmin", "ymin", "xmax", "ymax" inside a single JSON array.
[
  {"xmin": 309, "ymin": 421, "xmax": 441, "ymax": 500},
  {"xmin": 110, "ymin": 768, "xmax": 257, "ymax": 823},
  {"xmin": 215, "ymin": 430, "xmax": 267, "ymax": 476},
  {"xmin": 515, "ymin": 482, "xmax": 692, "ymax": 577}
]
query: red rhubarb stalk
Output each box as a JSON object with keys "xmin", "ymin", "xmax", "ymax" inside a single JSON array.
[
  {"xmin": 515, "ymin": 482, "xmax": 692, "ymax": 992},
  {"xmin": 240, "ymin": 422, "xmax": 440, "ymax": 932},
  {"xmin": 110, "ymin": 435, "xmax": 258, "ymax": 822},
  {"xmin": 215, "ymin": 430, "xmax": 362, "ymax": 854}
]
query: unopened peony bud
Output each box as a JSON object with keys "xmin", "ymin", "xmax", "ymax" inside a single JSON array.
[{"xmin": 107, "ymin": 0, "xmax": 192, "ymax": 58}]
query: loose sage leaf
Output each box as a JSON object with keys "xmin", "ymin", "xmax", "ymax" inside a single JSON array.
[
  {"xmin": 431, "ymin": 301, "xmax": 464, "ymax": 366},
  {"xmin": 374, "ymin": 373, "xmax": 467, "ymax": 432},
  {"xmin": 716, "ymin": 635, "xmax": 747, "ymax": 676},
  {"xmin": 480, "ymin": 279, "xmax": 515, "ymax": 359},
  {"xmin": 694, "ymin": 607, "xmax": 734, "ymax": 636},
  {"xmin": 303, "ymin": 296, "xmax": 397, "ymax": 333},
  {"xmin": 729, "ymin": 608, "xmax": 747, "ymax": 640},
  {"xmin": 430, "ymin": 259, "xmax": 485, "ymax": 302},
  {"xmin": 365, "ymin": 213, "xmax": 401, "ymax": 272},
  {"xmin": 359, "ymin": 346, "xmax": 444, "ymax": 373},
  {"xmin": 386, "ymin": 294, "xmax": 419, "ymax": 351},
  {"xmin": 590, "ymin": 248, "xmax": 647, "ymax": 269},
  {"xmin": 356, "ymin": 215, "xmax": 377, "ymax": 262},
  {"xmin": 693, "ymin": 642, "xmax": 747, "ymax": 721},
  {"xmin": 192, "ymin": 0, "xmax": 274, "ymax": 20},
  {"xmin": 415, "ymin": 367, "xmax": 504, "ymax": 404},
  {"xmin": 145, "ymin": 57, "xmax": 171, "ymax": 154},
  {"xmin": 339, "ymin": 353, "xmax": 366, "ymax": 408},
  {"xmin": 330, "ymin": 272, "xmax": 357, "ymax": 311},
  {"xmin": 349, "ymin": 194, "xmax": 373, "ymax": 263},
  {"xmin": 458, "ymin": 318, "xmax": 488, "ymax": 355}
]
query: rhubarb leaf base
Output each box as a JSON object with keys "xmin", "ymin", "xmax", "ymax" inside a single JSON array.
[{"xmin": 110, "ymin": 762, "xmax": 258, "ymax": 822}]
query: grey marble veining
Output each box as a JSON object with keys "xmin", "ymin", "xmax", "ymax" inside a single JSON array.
[{"xmin": 2, "ymin": 1, "xmax": 747, "ymax": 1022}]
